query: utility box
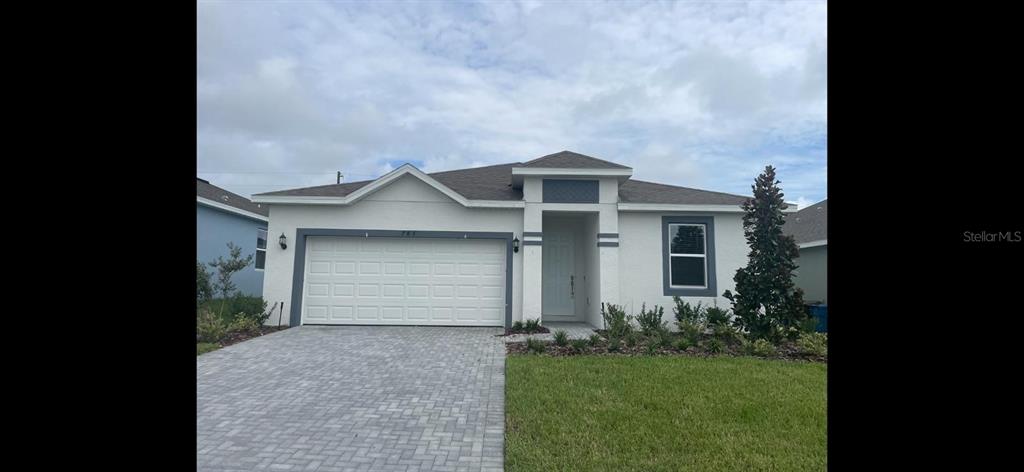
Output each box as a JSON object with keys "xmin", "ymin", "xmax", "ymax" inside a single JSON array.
[{"xmin": 807, "ymin": 304, "xmax": 828, "ymax": 333}]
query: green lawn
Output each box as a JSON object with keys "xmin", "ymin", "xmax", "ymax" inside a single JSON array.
[
  {"xmin": 506, "ymin": 355, "xmax": 826, "ymax": 471},
  {"xmin": 197, "ymin": 342, "xmax": 221, "ymax": 356}
]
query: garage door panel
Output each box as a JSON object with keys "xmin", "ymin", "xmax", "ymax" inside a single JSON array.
[
  {"xmin": 407, "ymin": 307, "xmax": 429, "ymax": 320},
  {"xmin": 307, "ymin": 283, "xmax": 329, "ymax": 297},
  {"xmin": 407, "ymin": 285, "xmax": 429, "ymax": 298},
  {"xmin": 333, "ymin": 283, "xmax": 355, "ymax": 297},
  {"xmin": 302, "ymin": 236, "xmax": 505, "ymax": 326},
  {"xmin": 330, "ymin": 306, "xmax": 354, "ymax": 321},
  {"xmin": 306, "ymin": 305, "xmax": 328, "ymax": 321},
  {"xmin": 334, "ymin": 262, "xmax": 356, "ymax": 275},
  {"xmin": 357, "ymin": 306, "xmax": 379, "ymax": 320},
  {"xmin": 381, "ymin": 284, "xmax": 404, "ymax": 298},
  {"xmin": 309, "ymin": 261, "xmax": 331, "ymax": 274},
  {"xmin": 431, "ymin": 307, "xmax": 453, "ymax": 321}
]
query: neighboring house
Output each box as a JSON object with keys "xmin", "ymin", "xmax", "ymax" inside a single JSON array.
[
  {"xmin": 784, "ymin": 199, "xmax": 827, "ymax": 304},
  {"xmin": 197, "ymin": 178, "xmax": 270, "ymax": 297},
  {"xmin": 252, "ymin": 151, "xmax": 796, "ymax": 328}
]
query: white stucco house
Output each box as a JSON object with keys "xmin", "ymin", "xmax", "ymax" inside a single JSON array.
[{"xmin": 252, "ymin": 151, "xmax": 787, "ymax": 329}]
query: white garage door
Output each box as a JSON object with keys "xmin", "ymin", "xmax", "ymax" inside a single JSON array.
[{"xmin": 301, "ymin": 236, "xmax": 506, "ymax": 326}]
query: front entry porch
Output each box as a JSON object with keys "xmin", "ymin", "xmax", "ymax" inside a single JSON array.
[{"xmin": 541, "ymin": 212, "xmax": 600, "ymax": 327}]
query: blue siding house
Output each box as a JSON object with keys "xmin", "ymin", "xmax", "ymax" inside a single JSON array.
[{"xmin": 197, "ymin": 178, "xmax": 270, "ymax": 296}]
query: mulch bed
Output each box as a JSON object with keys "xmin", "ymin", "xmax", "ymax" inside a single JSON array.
[
  {"xmin": 497, "ymin": 326, "xmax": 551, "ymax": 336},
  {"xmin": 506, "ymin": 334, "xmax": 826, "ymax": 363},
  {"xmin": 218, "ymin": 326, "xmax": 290, "ymax": 348}
]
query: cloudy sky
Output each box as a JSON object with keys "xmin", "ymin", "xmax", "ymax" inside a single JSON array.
[{"xmin": 198, "ymin": 0, "xmax": 826, "ymax": 208}]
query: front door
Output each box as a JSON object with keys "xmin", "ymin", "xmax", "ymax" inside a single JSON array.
[{"xmin": 542, "ymin": 228, "xmax": 575, "ymax": 316}]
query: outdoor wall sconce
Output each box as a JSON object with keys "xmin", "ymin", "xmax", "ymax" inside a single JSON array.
[
  {"xmin": 279, "ymin": 233, "xmax": 288, "ymax": 250},
  {"xmin": 513, "ymin": 237, "xmax": 520, "ymax": 253}
]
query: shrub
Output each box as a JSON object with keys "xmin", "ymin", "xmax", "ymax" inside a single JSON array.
[
  {"xmin": 197, "ymin": 309, "xmax": 227, "ymax": 343},
  {"xmin": 705, "ymin": 306, "xmax": 731, "ymax": 326},
  {"xmin": 712, "ymin": 323, "xmax": 742, "ymax": 344},
  {"xmin": 208, "ymin": 242, "xmax": 255, "ymax": 300},
  {"xmin": 656, "ymin": 327, "xmax": 674, "ymax": 348},
  {"xmin": 625, "ymin": 331, "xmax": 639, "ymax": 348},
  {"xmin": 677, "ymin": 319, "xmax": 705, "ymax": 345},
  {"xmin": 512, "ymin": 321, "xmax": 524, "ymax": 332},
  {"xmin": 525, "ymin": 337, "xmax": 546, "ymax": 354},
  {"xmin": 635, "ymin": 303, "xmax": 667, "ymax": 335},
  {"xmin": 645, "ymin": 342, "xmax": 659, "ymax": 356},
  {"xmin": 797, "ymin": 332, "xmax": 828, "ymax": 357},
  {"xmin": 525, "ymin": 318, "xmax": 542, "ymax": 333},
  {"xmin": 197, "ymin": 261, "xmax": 214, "ymax": 305},
  {"xmin": 230, "ymin": 294, "xmax": 269, "ymax": 324},
  {"xmin": 706, "ymin": 338, "xmax": 725, "ymax": 354},
  {"xmin": 200, "ymin": 295, "xmax": 269, "ymax": 324},
  {"xmin": 227, "ymin": 315, "xmax": 261, "ymax": 334},
  {"xmin": 607, "ymin": 336, "xmax": 621, "ymax": 352},
  {"xmin": 746, "ymin": 338, "xmax": 776, "ymax": 357},
  {"xmin": 672, "ymin": 297, "xmax": 706, "ymax": 323},
  {"xmin": 799, "ymin": 313, "xmax": 820, "ymax": 334},
  {"xmin": 570, "ymin": 339, "xmax": 588, "ymax": 353},
  {"xmin": 601, "ymin": 303, "xmax": 633, "ymax": 338},
  {"xmin": 588, "ymin": 333, "xmax": 603, "ymax": 347},
  {"xmin": 676, "ymin": 338, "xmax": 692, "ymax": 351},
  {"xmin": 553, "ymin": 330, "xmax": 569, "ymax": 346}
]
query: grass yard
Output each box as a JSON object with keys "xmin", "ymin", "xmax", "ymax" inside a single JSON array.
[
  {"xmin": 197, "ymin": 342, "xmax": 221, "ymax": 356},
  {"xmin": 506, "ymin": 356, "xmax": 826, "ymax": 471}
]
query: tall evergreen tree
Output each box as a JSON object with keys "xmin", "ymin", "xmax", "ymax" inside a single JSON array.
[{"xmin": 723, "ymin": 165, "xmax": 808, "ymax": 340}]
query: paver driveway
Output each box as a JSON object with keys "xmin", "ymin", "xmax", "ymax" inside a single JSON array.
[{"xmin": 197, "ymin": 326, "xmax": 506, "ymax": 472}]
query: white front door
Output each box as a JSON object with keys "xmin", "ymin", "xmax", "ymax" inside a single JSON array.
[{"xmin": 542, "ymin": 229, "xmax": 575, "ymax": 316}]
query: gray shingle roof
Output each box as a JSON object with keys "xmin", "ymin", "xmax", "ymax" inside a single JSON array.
[
  {"xmin": 521, "ymin": 150, "xmax": 631, "ymax": 169},
  {"xmin": 619, "ymin": 179, "xmax": 750, "ymax": 205},
  {"xmin": 784, "ymin": 199, "xmax": 827, "ymax": 244},
  {"xmin": 431, "ymin": 163, "xmax": 523, "ymax": 200},
  {"xmin": 197, "ymin": 178, "xmax": 270, "ymax": 217},
  {"xmin": 255, "ymin": 152, "xmax": 749, "ymax": 206},
  {"xmin": 256, "ymin": 163, "xmax": 524, "ymax": 200}
]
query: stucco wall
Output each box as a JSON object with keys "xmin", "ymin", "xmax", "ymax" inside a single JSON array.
[
  {"xmin": 794, "ymin": 245, "xmax": 827, "ymax": 304},
  {"xmin": 584, "ymin": 213, "xmax": 602, "ymax": 328},
  {"xmin": 617, "ymin": 212, "xmax": 747, "ymax": 325},
  {"xmin": 261, "ymin": 175, "xmax": 525, "ymax": 325},
  {"xmin": 197, "ymin": 203, "xmax": 266, "ymax": 296}
]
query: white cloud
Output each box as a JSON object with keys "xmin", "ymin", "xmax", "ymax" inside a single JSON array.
[{"xmin": 197, "ymin": 0, "xmax": 827, "ymax": 202}]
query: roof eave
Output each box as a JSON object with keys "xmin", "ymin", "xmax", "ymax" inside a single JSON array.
[
  {"xmin": 617, "ymin": 203, "xmax": 748, "ymax": 213},
  {"xmin": 798, "ymin": 239, "xmax": 827, "ymax": 249},
  {"xmin": 197, "ymin": 196, "xmax": 269, "ymax": 222}
]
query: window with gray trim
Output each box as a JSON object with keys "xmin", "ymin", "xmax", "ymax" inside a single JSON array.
[
  {"xmin": 255, "ymin": 228, "xmax": 267, "ymax": 270},
  {"xmin": 669, "ymin": 224, "xmax": 707, "ymax": 287},
  {"xmin": 662, "ymin": 216, "xmax": 716, "ymax": 297}
]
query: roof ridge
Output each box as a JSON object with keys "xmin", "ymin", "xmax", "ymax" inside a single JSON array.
[
  {"xmin": 428, "ymin": 161, "xmax": 522, "ymax": 175},
  {"xmin": 626, "ymin": 178, "xmax": 751, "ymax": 200},
  {"xmin": 523, "ymin": 150, "xmax": 630, "ymax": 169}
]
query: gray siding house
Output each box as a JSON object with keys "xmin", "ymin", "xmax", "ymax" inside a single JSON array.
[
  {"xmin": 197, "ymin": 178, "xmax": 270, "ymax": 296},
  {"xmin": 784, "ymin": 199, "xmax": 827, "ymax": 304}
]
